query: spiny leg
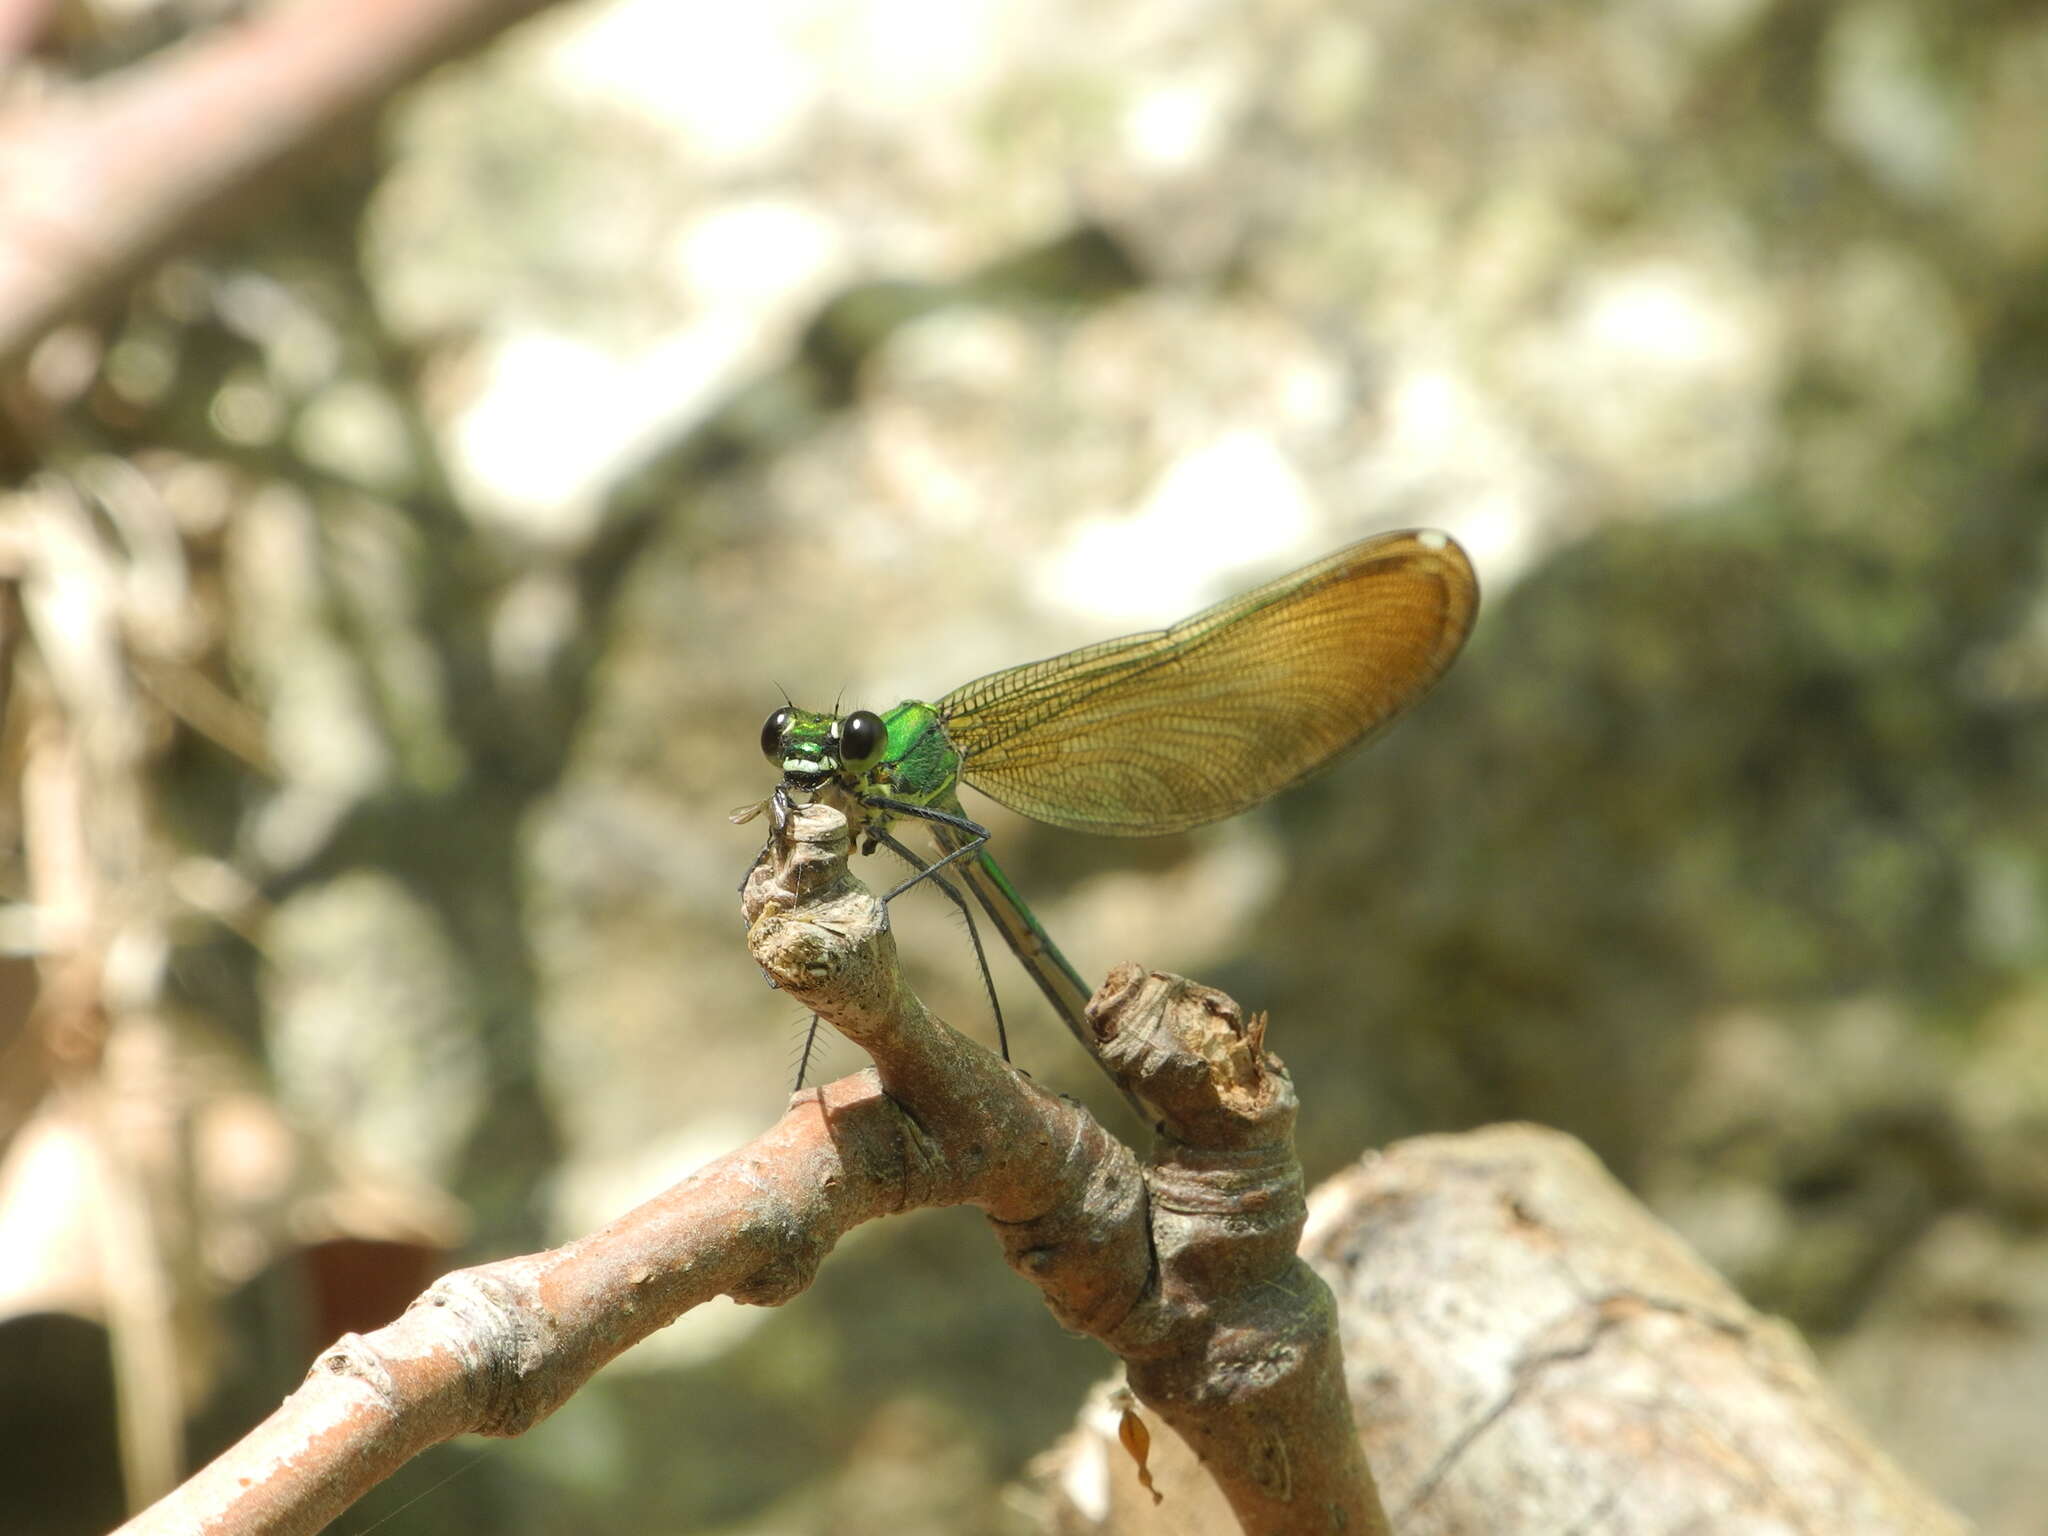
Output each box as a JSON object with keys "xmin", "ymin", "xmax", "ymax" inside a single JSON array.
[
  {"xmin": 869, "ymin": 824, "xmax": 1011, "ymax": 1063},
  {"xmin": 791, "ymin": 1014, "xmax": 824, "ymax": 1095},
  {"xmin": 859, "ymin": 795, "xmax": 993, "ymax": 901}
]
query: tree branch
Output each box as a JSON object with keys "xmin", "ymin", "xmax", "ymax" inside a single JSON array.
[
  {"xmin": 108, "ymin": 1071, "xmax": 911, "ymax": 1535},
  {"xmin": 116, "ymin": 801, "xmax": 1383, "ymax": 1535},
  {"xmin": 741, "ymin": 803, "xmax": 1386, "ymax": 1533},
  {"xmin": 0, "ymin": 0, "xmax": 566, "ymax": 369},
  {"xmin": 1315, "ymin": 1126, "xmax": 1971, "ymax": 1535},
  {"xmin": 1033, "ymin": 1124, "xmax": 1974, "ymax": 1533}
]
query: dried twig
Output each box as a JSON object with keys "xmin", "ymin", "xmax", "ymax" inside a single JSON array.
[
  {"xmin": 113, "ymin": 801, "xmax": 1382, "ymax": 1535},
  {"xmin": 746, "ymin": 804, "xmax": 1385, "ymax": 1531}
]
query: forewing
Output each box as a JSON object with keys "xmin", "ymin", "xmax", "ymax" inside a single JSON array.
[{"xmin": 941, "ymin": 530, "xmax": 1478, "ymax": 834}]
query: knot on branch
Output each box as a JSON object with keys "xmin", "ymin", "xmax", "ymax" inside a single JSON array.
[
  {"xmin": 991, "ymin": 1120, "xmax": 1151, "ymax": 1335},
  {"xmin": 1089, "ymin": 965, "xmax": 1297, "ymax": 1146},
  {"xmin": 728, "ymin": 1183, "xmax": 836, "ymax": 1306},
  {"xmin": 414, "ymin": 1268, "xmax": 549, "ymax": 1437},
  {"xmin": 1146, "ymin": 1146, "xmax": 1306, "ymax": 1217}
]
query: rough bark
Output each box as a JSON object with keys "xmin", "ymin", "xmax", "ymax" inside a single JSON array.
[{"xmin": 1030, "ymin": 1123, "xmax": 1971, "ymax": 1534}]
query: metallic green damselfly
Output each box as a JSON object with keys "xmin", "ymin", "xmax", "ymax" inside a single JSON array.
[{"xmin": 740, "ymin": 529, "xmax": 1478, "ymax": 1091}]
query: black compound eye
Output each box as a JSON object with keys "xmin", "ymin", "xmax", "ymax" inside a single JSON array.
[
  {"xmin": 839, "ymin": 709, "xmax": 887, "ymax": 769},
  {"xmin": 760, "ymin": 707, "xmax": 793, "ymax": 763}
]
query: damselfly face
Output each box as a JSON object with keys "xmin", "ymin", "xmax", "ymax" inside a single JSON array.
[{"xmin": 759, "ymin": 706, "xmax": 889, "ymax": 793}]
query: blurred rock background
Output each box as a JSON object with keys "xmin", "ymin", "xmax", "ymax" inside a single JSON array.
[{"xmin": 1, "ymin": 0, "xmax": 2044, "ymax": 1531}]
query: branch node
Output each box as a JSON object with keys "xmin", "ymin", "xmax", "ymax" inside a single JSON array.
[
  {"xmin": 1089, "ymin": 965, "xmax": 1298, "ymax": 1146},
  {"xmin": 417, "ymin": 1268, "xmax": 545, "ymax": 1437},
  {"xmin": 311, "ymin": 1333, "xmax": 395, "ymax": 1402}
]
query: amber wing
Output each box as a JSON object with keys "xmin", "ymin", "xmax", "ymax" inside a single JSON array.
[{"xmin": 938, "ymin": 530, "xmax": 1479, "ymax": 835}]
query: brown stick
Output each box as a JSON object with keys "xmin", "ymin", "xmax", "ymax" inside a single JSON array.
[
  {"xmin": 117, "ymin": 801, "xmax": 1382, "ymax": 1534},
  {"xmin": 0, "ymin": 0, "xmax": 565, "ymax": 368},
  {"xmin": 108, "ymin": 1072, "xmax": 912, "ymax": 1536},
  {"xmin": 743, "ymin": 804, "xmax": 1386, "ymax": 1534}
]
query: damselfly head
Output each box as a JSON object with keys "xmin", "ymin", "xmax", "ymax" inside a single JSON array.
[{"xmin": 761, "ymin": 705, "xmax": 888, "ymax": 790}]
